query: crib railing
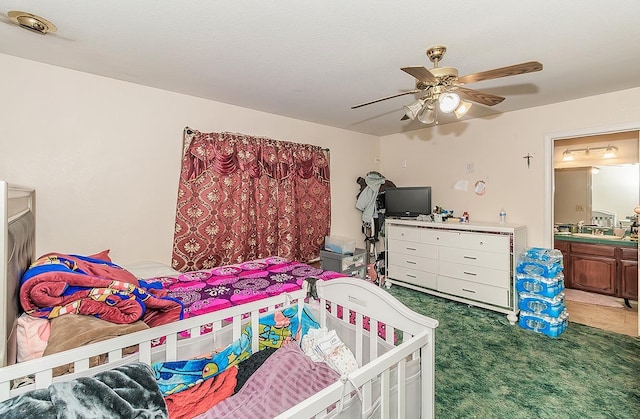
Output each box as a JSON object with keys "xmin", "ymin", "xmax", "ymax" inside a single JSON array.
[{"xmin": 0, "ymin": 279, "xmax": 439, "ymax": 419}]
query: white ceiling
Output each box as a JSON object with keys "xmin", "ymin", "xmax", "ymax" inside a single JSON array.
[{"xmin": 1, "ymin": 1, "xmax": 639, "ymax": 137}]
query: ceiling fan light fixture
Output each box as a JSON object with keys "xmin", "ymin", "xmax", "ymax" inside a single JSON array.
[
  {"xmin": 438, "ymin": 93, "xmax": 460, "ymax": 113},
  {"xmin": 403, "ymin": 99, "xmax": 425, "ymax": 120},
  {"xmin": 417, "ymin": 102, "xmax": 436, "ymax": 124},
  {"xmin": 350, "ymin": 45, "xmax": 543, "ymax": 129},
  {"xmin": 454, "ymin": 100, "xmax": 472, "ymax": 119}
]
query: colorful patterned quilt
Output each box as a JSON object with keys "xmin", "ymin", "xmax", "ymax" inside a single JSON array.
[
  {"xmin": 153, "ymin": 304, "xmax": 320, "ymax": 396},
  {"xmin": 20, "ymin": 253, "xmax": 184, "ymax": 327},
  {"xmin": 145, "ymin": 257, "xmax": 344, "ymax": 319}
]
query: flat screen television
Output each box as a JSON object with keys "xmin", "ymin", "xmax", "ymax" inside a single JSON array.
[{"xmin": 384, "ymin": 186, "xmax": 432, "ymax": 218}]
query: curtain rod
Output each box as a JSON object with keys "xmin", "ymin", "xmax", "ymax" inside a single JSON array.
[{"xmin": 184, "ymin": 127, "xmax": 329, "ymax": 152}]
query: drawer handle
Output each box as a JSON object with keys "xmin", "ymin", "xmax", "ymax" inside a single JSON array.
[
  {"xmin": 463, "ymin": 256, "xmax": 477, "ymax": 260},
  {"xmin": 463, "ymin": 271, "xmax": 477, "ymax": 276},
  {"xmin": 462, "ymin": 288, "xmax": 477, "ymax": 294},
  {"xmin": 406, "ymin": 260, "xmax": 417, "ymax": 265},
  {"xmin": 406, "ymin": 274, "xmax": 417, "ymax": 279},
  {"xmin": 406, "ymin": 247, "xmax": 417, "ymax": 251}
]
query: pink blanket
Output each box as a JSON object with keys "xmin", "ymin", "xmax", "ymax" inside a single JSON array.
[
  {"xmin": 146, "ymin": 257, "xmax": 343, "ymax": 319},
  {"xmin": 196, "ymin": 344, "xmax": 339, "ymax": 418}
]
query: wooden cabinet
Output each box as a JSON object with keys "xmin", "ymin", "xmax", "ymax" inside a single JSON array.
[
  {"xmin": 570, "ymin": 242, "xmax": 617, "ymax": 295},
  {"xmin": 619, "ymin": 247, "xmax": 638, "ymax": 300},
  {"xmin": 554, "ymin": 239, "xmax": 638, "ymax": 300},
  {"xmin": 553, "ymin": 240, "xmax": 571, "ymax": 287},
  {"xmin": 386, "ymin": 219, "xmax": 527, "ymax": 324}
]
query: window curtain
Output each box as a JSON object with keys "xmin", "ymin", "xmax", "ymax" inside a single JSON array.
[{"xmin": 171, "ymin": 129, "xmax": 331, "ymax": 272}]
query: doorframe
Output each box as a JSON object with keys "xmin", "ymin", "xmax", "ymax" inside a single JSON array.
[{"xmin": 544, "ymin": 121, "xmax": 640, "ymax": 337}]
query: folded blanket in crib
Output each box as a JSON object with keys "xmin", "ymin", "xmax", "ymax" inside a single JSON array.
[
  {"xmin": 19, "ymin": 252, "xmax": 183, "ymax": 327},
  {"xmin": 0, "ymin": 362, "xmax": 168, "ymax": 419},
  {"xmin": 153, "ymin": 304, "xmax": 320, "ymax": 396},
  {"xmin": 196, "ymin": 343, "xmax": 340, "ymax": 419}
]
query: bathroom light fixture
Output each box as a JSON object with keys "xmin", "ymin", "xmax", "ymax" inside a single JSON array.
[
  {"xmin": 403, "ymin": 91, "xmax": 472, "ymax": 124},
  {"xmin": 603, "ymin": 145, "xmax": 618, "ymax": 159},
  {"xmin": 562, "ymin": 149, "xmax": 574, "ymax": 161},
  {"xmin": 561, "ymin": 145, "xmax": 618, "ymax": 161}
]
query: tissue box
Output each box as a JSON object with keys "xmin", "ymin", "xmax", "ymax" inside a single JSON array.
[
  {"xmin": 324, "ymin": 236, "xmax": 356, "ymax": 255},
  {"xmin": 518, "ymin": 310, "xmax": 569, "ymax": 338}
]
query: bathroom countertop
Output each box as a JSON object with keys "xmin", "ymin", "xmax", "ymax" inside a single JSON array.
[{"xmin": 554, "ymin": 233, "xmax": 638, "ymax": 247}]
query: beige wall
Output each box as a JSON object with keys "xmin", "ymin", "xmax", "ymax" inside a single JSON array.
[
  {"xmin": 2, "ymin": 51, "xmax": 639, "ymax": 262},
  {"xmin": 0, "ymin": 53, "xmax": 379, "ymax": 265},
  {"xmin": 380, "ymin": 87, "xmax": 640, "ymax": 247}
]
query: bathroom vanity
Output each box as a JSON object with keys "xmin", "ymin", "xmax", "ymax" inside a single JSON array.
[{"xmin": 554, "ymin": 234, "xmax": 638, "ymax": 304}]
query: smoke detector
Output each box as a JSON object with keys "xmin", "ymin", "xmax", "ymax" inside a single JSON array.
[{"xmin": 7, "ymin": 11, "xmax": 57, "ymax": 34}]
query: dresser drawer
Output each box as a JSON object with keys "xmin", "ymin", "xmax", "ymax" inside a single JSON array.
[
  {"xmin": 439, "ymin": 260, "xmax": 510, "ymax": 288},
  {"xmin": 421, "ymin": 229, "xmax": 460, "ymax": 247},
  {"xmin": 438, "ymin": 276, "xmax": 510, "ymax": 307},
  {"xmin": 439, "ymin": 246, "xmax": 510, "ymax": 271},
  {"xmin": 388, "ymin": 225, "xmax": 421, "ymax": 242},
  {"xmin": 388, "ymin": 252, "xmax": 438, "ymax": 273},
  {"xmin": 388, "ymin": 265, "xmax": 438, "ymax": 289},
  {"xmin": 388, "ymin": 239, "xmax": 437, "ymax": 258},
  {"xmin": 459, "ymin": 232, "xmax": 509, "ymax": 253}
]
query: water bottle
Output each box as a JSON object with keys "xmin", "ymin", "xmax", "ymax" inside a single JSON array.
[{"xmin": 499, "ymin": 209, "xmax": 506, "ymax": 224}]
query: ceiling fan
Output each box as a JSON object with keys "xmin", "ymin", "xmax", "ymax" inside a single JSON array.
[{"xmin": 351, "ymin": 45, "xmax": 543, "ymax": 124}]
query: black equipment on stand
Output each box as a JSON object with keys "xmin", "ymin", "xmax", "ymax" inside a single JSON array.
[{"xmin": 355, "ymin": 172, "xmax": 395, "ymax": 286}]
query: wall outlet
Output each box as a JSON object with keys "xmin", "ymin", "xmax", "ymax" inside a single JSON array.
[
  {"xmin": 401, "ymin": 159, "xmax": 407, "ymax": 168},
  {"xmin": 576, "ymin": 204, "xmax": 585, "ymax": 211},
  {"xmin": 466, "ymin": 163, "xmax": 474, "ymax": 173}
]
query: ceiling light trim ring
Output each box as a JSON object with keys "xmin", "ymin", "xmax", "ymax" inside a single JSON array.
[{"xmin": 7, "ymin": 11, "xmax": 57, "ymax": 34}]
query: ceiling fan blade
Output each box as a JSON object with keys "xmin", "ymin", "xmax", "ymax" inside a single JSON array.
[
  {"xmin": 351, "ymin": 89, "xmax": 421, "ymax": 109},
  {"xmin": 457, "ymin": 61, "xmax": 543, "ymax": 85},
  {"xmin": 401, "ymin": 66, "xmax": 437, "ymax": 84},
  {"xmin": 457, "ymin": 87, "xmax": 505, "ymax": 106}
]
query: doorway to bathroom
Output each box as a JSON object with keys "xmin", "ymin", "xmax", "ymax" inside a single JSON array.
[{"xmin": 544, "ymin": 122, "xmax": 640, "ymax": 336}]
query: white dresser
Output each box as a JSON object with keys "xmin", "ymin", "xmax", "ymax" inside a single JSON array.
[{"xmin": 385, "ymin": 218, "xmax": 527, "ymax": 324}]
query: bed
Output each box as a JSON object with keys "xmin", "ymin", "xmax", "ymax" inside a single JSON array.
[{"xmin": 0, "ymin": 180, "xmax": 439, "ymax": 418}]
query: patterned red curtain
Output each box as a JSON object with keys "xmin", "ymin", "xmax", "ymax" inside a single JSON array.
[{"xmin": 171, "ymin": 129, "xmax": 331, "ymax": 272}]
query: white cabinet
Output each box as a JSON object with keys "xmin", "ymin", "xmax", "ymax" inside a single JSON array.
[{"xmin": 385, "ymin": 219, "xmax": 527, "ymax": 324}]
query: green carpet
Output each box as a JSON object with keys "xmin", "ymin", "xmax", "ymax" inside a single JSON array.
[{"xmin": 387, "ymin": 286, "xmax": 640, "ymax": 418}]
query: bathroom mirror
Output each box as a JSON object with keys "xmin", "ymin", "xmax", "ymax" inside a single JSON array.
[{"xmin": 555, "ymin": 164, "xmax": 639, "ymax": 227}]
